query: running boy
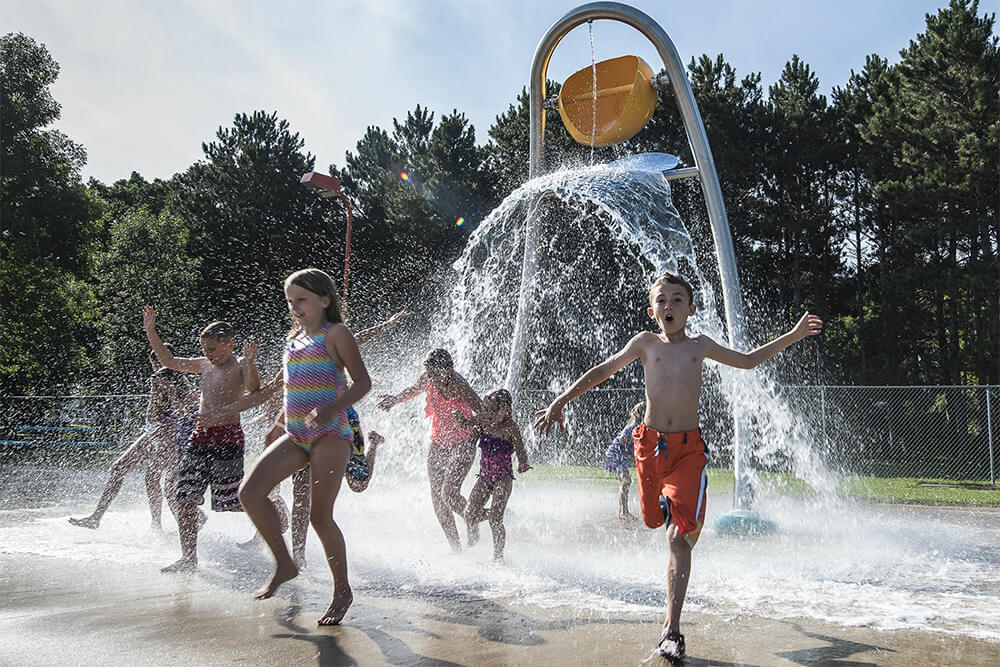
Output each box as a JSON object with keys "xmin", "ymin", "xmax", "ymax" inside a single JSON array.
[
  {"xmin": 143, "ymin": 306, "xmax": 261, "ymax": 572},
  {"xmin": 534, "ymin": 273, "xmax": 822, "ymax": 663}
]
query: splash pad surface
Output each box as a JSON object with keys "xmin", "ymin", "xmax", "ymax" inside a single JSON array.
[{"xmin": 2, "ymin": 461, "xmax": 998, "ymax": 665}]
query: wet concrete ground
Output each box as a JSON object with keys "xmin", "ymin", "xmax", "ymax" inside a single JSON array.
[
  {"xmin": 2, "ymin": 462, "xmax": 998, "ymax": 665},
  {"xmin": 3, "ymin": 551, "xmax": 997, "ymax": 666}
]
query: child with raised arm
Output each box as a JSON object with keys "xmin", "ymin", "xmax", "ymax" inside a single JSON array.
[
  {"xmin": 144, "ymin": 308, "xmax": 261, "ymax": 572},
  {"xmin": 237, "ymin": 268, "xmax": 371, "ymax": 626},
  {"xmin": 458, "ymin": 389, "xmax": 531, "ymax": 560},
  {"xmin": 604, "ymin": 400, "xmax": 645, "ymax": 524},
  {"xmin": 534, "ymin": 273, "xmax": 822, "ymax": 663},
  {"xmin": 69, "ymin": 348, "xmax": 197, "ymax": 531},
  {"xmin": 377, "ymin": 348, "xmax": 482, "ymax": 552}
]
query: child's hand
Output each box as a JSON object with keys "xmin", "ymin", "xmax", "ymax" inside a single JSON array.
[
  {"xmin": 453, "ymin": 410, "xmax": 472, "ymax": 428},
  {"xmin": 142, "ymin": 305, "xmax": 156, "ymax": 331},
  {"xmin": 389, "ymin": 311, "xmax": 409, "ymax": 325},
  {"xmin": 242, "ymin": 339, "xmax": 258, "ymax": 363},
  {"xmin": 376, "ymin": 394, "xmax": 396, "ymax": 411},
  {"xmin": 305, "ymin": 406, "xmax": 333, "ymax": 430},
  {"xmin": 517, "ymin": 461, "xmax": 533, "ymax": 473},
  {"xmin": 534, "ymin": 401, "xmax": 565, "ymax": 436},
  {"xmin": 792, "ymin": 312, "xmax": 823, "ymax": 341}
]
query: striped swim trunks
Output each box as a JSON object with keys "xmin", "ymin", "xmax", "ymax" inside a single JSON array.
[{"xmin": 177, "ymin": 422, "xmax": 244, "ymax": 512}]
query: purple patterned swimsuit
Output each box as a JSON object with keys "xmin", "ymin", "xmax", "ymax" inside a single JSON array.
[
  {"xmin": 604, "ymin": 423, "xmax": 635, "ymax": 474},
  {"xmin": 477, "ymin": 431, "xmax": 515, "ymax": 485}
]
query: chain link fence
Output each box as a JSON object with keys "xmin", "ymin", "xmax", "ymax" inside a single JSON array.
[
  {"xmin": 2, "ymin": 386, "xmax": 997, "ymax": 483},
  {"xmin": 0, "ymin": 394, "xmax": 149, "ymax": 455},
  {"xmin": 777, "ymin": 385, "xmax": 997, "ymax": 483}
]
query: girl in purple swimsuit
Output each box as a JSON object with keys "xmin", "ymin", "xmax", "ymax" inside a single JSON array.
[{"xmin": 458, "ymin": 389, "xmax": 531, "ymax": 561}]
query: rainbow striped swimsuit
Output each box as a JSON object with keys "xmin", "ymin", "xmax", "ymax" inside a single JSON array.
[{"xmin": 284, "ymin": 322, "xmax": 353, "ymax": 452}]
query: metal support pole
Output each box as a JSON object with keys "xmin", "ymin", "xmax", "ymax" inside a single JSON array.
[
  {"xmin": 820, "ymin": 385, "xmax": 828, "ymax": 452},
  {"xmin": 514, "ymin": 1, "xmax": 753, "ymax": 508},
  {"xmin": 986, "ymin": 387, "xmax": 994, "ymax": 485}
]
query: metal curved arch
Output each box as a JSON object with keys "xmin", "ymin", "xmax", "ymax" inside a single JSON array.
[{"xmin": 506, "ymin": 2, "xmax": 754, "ymax": 509}]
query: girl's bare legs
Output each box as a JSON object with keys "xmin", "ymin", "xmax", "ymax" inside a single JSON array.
[
  {"xmin": 238, "ymin": 434, "xmax": 309, "ymax": 599},
  {"xmin": 463, "ymin": 477, "xmax": 490, "ymax": 546},
  {"xmin": 441, "ymin": 442, "xmax": 476, "ymax": 515},
  {"xmin": 144, "ymin": 467, "xmax": 163, "ymax": 530},
  {"xmin": 487, "ymin": 478, "xmax": 513, "ymax": 561},
  {"xmin": 427, "ymin": 444, "xmax": 461, "ymax": 551},
  {"xmin": 618, "ymin": 468, "xmax": 636, "ymax": 522},
  {"xmin": 291, "ymin": 467, "xmax": 310, "ymax": 566},
  {"xmin": 307, "ymin": 435, "xmax": 353, "ymax": 626},
  {"xmin": 143, "ymin": 428, "xmax": 176, "ymax": 530},
  {"xmin": 69, "ymin": 432, "xmax": 152, "ymax": 529}
]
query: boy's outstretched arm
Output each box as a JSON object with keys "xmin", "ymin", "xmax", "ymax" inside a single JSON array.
[
  {"xmin": 142, "ymin": 306, "xmax": 203, "ymax": 373},
  {"xmin": 377, "ymin": 372, "xmax": 426, "ymax": 410},
  {"xmin": 356, "ymin": 311, "xmax": 409, "ymax": 346},
  {"xmin": 705, "ymin": 312, "xmax": 823, "ymax": 370},
  {"xmin": 534, "ymin": 334, "xmax": 643, "ymax": 436}
]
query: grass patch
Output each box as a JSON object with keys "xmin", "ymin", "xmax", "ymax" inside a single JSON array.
[
  {"xmin": 526, "ymin": 464, "xmax": 999, "ymax": 507},
  {"xmin": 840, "ymin": 476, "xmax": 1000, "ymax": 507}
]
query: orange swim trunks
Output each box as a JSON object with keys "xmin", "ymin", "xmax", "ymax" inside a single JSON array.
[{"xmin": 632, "ymin": 424, "xmax": 708, "ymax": 547}]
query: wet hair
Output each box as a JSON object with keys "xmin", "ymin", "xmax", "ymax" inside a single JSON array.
[
  {"xmin": 200, "ymin": 321, "xmax": 236, "ymax": 341},
  {"xmin": 628, "ymin": 401, "xmax": 646, "ymax": 426},
  {"xmin": 285, "ymin": 268, "xmax": 344, "ymax": 328},
  {"xmin": 485, "ymin": 388, "xmax": 513, "ymax": 414},
  {"xmin": 423, "ymin": 348, "xmax": 453, "ymax": 370},
  {"xmin": 649, "ymin": 273, "xmax": 694, "ymax": 306},
  {"xmin": 148, "ymin": 343, "xmax": 175, "ymax": 364}
]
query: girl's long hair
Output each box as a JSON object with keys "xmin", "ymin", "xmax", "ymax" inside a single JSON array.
[{"xmin": 285, "ymin": 268, "xmax": 344, "ymax": 340}]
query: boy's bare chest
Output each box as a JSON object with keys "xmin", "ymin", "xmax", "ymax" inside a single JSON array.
[
  {"xmin": 201, "ymin": 364, "xmax": 241, "ymax": 396},
  {"xmin": 643, "ymin": 340, "xmax": 704, "ymax": 380}
]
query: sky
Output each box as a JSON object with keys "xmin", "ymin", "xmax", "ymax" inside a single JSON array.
[{"xmin": 4, "ymin": 0, "xmax": 965, "ymax": 185}]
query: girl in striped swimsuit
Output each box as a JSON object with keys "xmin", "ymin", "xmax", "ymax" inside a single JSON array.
[{"xmin": 237, "ymin": 268, "xmax": 371, "ymax": 627}]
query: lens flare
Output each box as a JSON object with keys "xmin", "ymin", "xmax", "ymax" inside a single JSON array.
[
  {"xmin": 456, "ymin": 217, "xmax": 465, "ymax": 227},
  {"xmin": 400, "ymin": 172, "xmax": 409, "ymax": 181}
]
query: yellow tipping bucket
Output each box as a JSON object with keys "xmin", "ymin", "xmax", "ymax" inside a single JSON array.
[{"xmin": 558, "ymin": 55, "xmax": 657, "ymax": 147}]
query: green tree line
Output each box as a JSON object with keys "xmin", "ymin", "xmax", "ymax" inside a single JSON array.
[{"xmin": 1, "ymin": 0, "xmax": 996, "ymax": 396}]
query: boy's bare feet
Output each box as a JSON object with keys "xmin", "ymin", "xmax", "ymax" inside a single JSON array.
[
  {"xmin": 68, "ymin": 516, "xmax": 99, "ymax": 530},
  {"xmin": 317, "ymin": 589, "xmax": 353, "ymax": 626},
  {"xmin": 619, "ymin": 511, "xmax": 638, "ymax": 524},
  {"xmin": 252, "ymin": 561, "xmax": 299, "ymax": 600},
  {"xmin": 161, "ymin": 555, "xmax": 197, "ymax": 573}
]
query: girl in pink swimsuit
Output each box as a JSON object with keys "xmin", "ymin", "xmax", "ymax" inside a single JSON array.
[{"xmin": 378, "ymin": 348, "xmax": 481, "ymax": 551}]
